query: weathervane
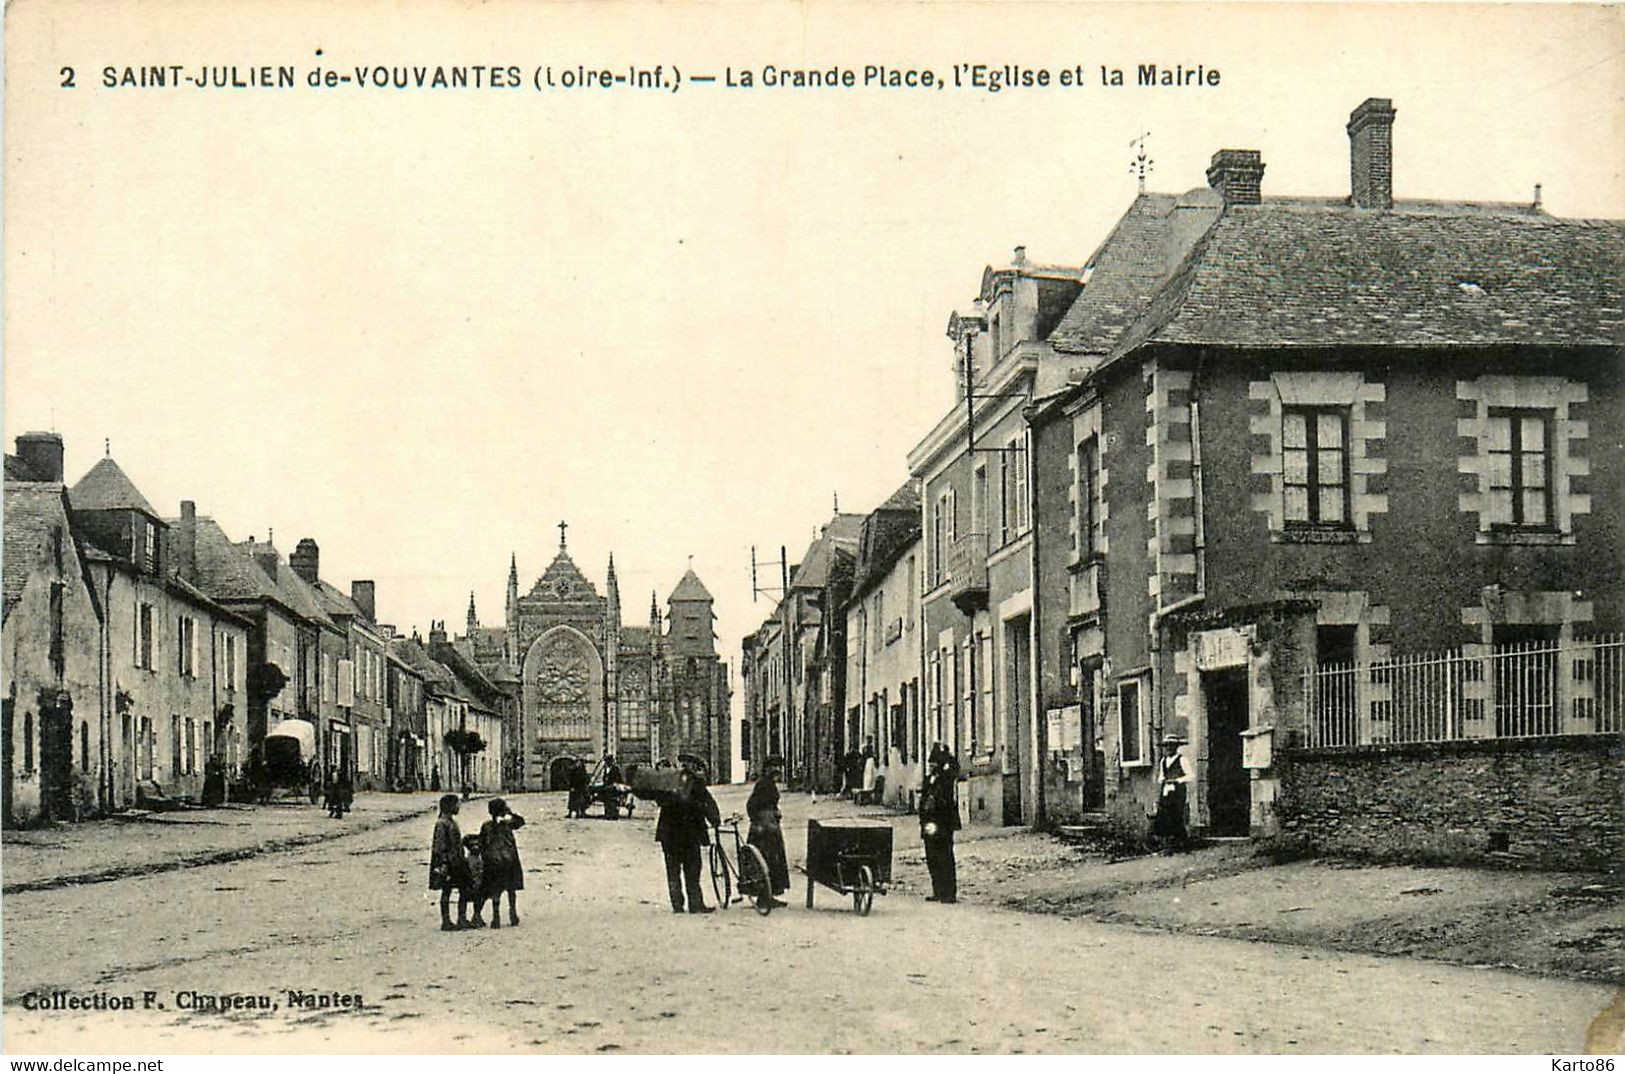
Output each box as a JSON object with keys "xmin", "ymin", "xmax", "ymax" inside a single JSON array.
[{"xmin": 1130, "ymin": 131, "xmax": 1154, "ymax": 193}]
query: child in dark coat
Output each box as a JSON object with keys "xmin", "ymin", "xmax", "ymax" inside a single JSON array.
[
  {"xmin": 428, "ymin": 793, "xmax": 472, "ymax": 930},
  {"xmin": 475, "ymin": 798, "xmax": 526, "ymax": 928}
]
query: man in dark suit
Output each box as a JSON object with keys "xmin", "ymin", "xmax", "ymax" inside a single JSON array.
[
  {"xmin": 655, "ymin": 758, "xmax": 721, "ymax": 913},
  {"xmin": 919, "ymin": 743, "xmax": 962, "ymax": 903}
]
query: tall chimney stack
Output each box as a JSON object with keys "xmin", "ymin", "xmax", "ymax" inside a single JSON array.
[
  {"xmin": 351, "ymin": 580, "xmax": 376, "ymax": 623},
  {"xmin": 1206, "ymin": 149, "xmax": 1265, "ymax": 206},
  {"xmin": 177, "ymin": 501, "xmax": 198, "ymax": 583},
  {"xmin": 1348, "ymin": 97, "xmax": 1396, "ymax": 210},
  {"xmin": 14, "ymin": 432, "xmax": 64, "ymax": 483},
  {"xmin": 290, "ymin": 538, "xmax": 320, "ymax": 584}
]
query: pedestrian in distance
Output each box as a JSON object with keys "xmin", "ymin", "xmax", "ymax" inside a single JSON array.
[
  {"xmin": 566, "ymin": 758, "xmax": 590, "ymax": 818},
  {"xmin": 746, "ymin": 756, "xmax": 791, "ymax": 910},
  {"xmin": 428, "ymin": 793, "xmax": 473, "ymax": 930},
  {"xmin": 654, "ymin": 757, "xmax": 721, "ymax": 913},
  {"xmin": 919, "ymin": 743, "xmax": 961, "ymax": 903},
  {"xmin": 476, "ymin": 798, "xmax": 526, "ymax": 928},
  {"xmin": 859, "ymin": 737, "xmax": 879, "ymax": 805}
]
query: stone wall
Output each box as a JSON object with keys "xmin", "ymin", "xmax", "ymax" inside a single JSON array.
[{"xmin": 1276, "ymin": 734, "xmax": 1621, "ymax": 871}]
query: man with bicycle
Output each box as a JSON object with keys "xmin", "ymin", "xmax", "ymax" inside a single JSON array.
[{"xmin": 655, "ymin": 756, "xmax": 722, "ymax": 914}]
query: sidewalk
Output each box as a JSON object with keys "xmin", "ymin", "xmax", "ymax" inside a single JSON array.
[{"xmin": 1, "ymin": 791, "xmax": 439, "ymax": 893}]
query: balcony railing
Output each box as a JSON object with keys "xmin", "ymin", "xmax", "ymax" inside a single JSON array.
[{"xmin": 947, "ymin": 533, "xmax": 990, "ymax": 614}]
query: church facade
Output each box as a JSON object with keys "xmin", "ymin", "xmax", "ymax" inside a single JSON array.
[{"xmin": 459, "ymin": 527, "xmax": 731, "ymax": 790}]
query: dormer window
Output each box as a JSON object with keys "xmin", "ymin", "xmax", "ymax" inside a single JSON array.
[{"xmin": 142, "ymin": 519, "xmax": 158, "ymax": 574}]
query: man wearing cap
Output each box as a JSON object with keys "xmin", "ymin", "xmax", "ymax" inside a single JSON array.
[
  {"xmin": 655, "ymin": 757, "xmax": 722, "ymax": 913},
  {"xmin": 1152, "ymin": 734, "xmax": 1190, "ymax": 853}
]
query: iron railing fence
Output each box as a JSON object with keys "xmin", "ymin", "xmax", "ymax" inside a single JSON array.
[{"xmin": 1303, "ymin": 633, "xmax": 1622, "ymax": 748}]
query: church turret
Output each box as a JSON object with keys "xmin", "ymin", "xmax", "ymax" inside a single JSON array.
[
  {"xmin": 466, "ymin": 591, "xmax": 479, "ymax": 637},
  {"xmin": 505, "ymin": 553, "xmax": 520, "ymax": 663},
  {"xmin": 667, "ymin": 568, "xmax": 717, "ymax": 659},
  {"xmin": 604, "ymin": 554, "xmax": 621, "ymax": 756}
]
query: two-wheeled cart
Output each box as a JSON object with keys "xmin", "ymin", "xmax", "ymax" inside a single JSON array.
[{"xmin": 802, "ymin": 819, "xmax": 891, "ymax": 916}]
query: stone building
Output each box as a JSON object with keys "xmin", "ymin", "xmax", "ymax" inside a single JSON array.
[
  {"xmin": 908, "ymin": 248, "xmax": 1085, "ymax": 826},
  {"xmin": 1026, "ymin": 98, "xmax": 1623, "ymax": 859},
  {"xmin": 68, "ymin": 458, "xmax": 252, "ymax": 810},
  {"xmin": 842, "ymin": 482, "xmax": 924, "ymax": 808},
  {"xmin": 3, "ymin": 435, "xmax": 104, "ymax": 825},
  {"xmin": 460, "ymin": 527, "xmax": 730, "ymax": 789}
]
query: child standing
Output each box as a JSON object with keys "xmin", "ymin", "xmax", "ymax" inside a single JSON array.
[
  {"xmin": 478, "ymin": 798, "xmax": 526, "ymax": 928},
  {"xmin": 428, "ymin": 793, "xmax": 471, "ymax": 930}
]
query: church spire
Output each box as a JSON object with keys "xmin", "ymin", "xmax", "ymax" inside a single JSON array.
[
  {"xmin": 466, "ymin": 591, "xmax": 478, "ymax": 635},
  {"xmin": 606, "ymin": 554, "xmax": 621, "ymax": 625}
]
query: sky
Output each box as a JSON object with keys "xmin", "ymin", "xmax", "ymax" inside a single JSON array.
[{"xmin": 5, "ymin": 2, "xmax": 1623, "ymax": 769}]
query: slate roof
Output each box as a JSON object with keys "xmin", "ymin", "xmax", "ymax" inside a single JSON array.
[
  {"xmin": 3, "ymin": 484, "xmax": 71, "ymax": 618},
  {"xmin": 1049, "ymin": 189, "xmax": 1224, "ymax": 356},
  {"xmin": 233, "ymin": 538, "xmax": 338, "ymax": 630},
  {"xmin": 391, "ymin": 637, "xmax": 456, "ymax": 691},
  {"xmin": 68, "ymin": 457, "xmax": 159, "ymax": 516},
  {"xmin": 850, "ymin": 482, "xmax": 923, "ymax": 601},
  {"xmin": 1117, "ymin": 201, "xmax": 1625, "ymax": 353},
  {"xmin": 313, "ymin": 579, "xmax": 367, "ymax": 623},
  {"xmin": 669, "ymin": 568, "xmax": 713, "ymax": 603},
  {"xmin": 790, "ymin": 514, "xmax": 864, "ymax": 592},
  {"xmin": 620, "ymin": 625, "xmax": 652, "ymax": 649},
  {"xmin": 191, "ymin": 518, "xmax": 281, "ymax": 604}
]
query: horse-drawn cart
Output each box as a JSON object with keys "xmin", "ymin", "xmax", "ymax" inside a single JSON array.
[{"xmin": 802, "ymin": 819, "xmax": 892, "ymax": 915}]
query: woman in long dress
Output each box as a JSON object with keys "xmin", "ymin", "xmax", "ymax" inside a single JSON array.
[{"xmin": 746, "ymin": 757, "xmax": 791, "ymax": 910}]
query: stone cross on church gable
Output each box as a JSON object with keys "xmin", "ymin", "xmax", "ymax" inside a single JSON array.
[{"xmin": 557, "ymin": 519, "xmax": 568, "ymax": 550}]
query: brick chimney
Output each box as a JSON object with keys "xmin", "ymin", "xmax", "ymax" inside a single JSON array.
[
  {"xmin": 290, "ymin": 538, "xmax": 320, "ymax": 584},
  {"xmin": 1206, "ymin": 149, "xmax": 1265, "ymax": 205},
  {"xmin": 177, "ymin": 501, "xmax": 198, "ymax": 583},
  {"xmin": 428, "ymin": 620, "xmax": 447, "ymax": 646},
  {"xmin": 1348, "ymin": 97, "xmax": 1396, "ymax": 209},
  {"xmin": 14, "ymin": 432, "xmax": 64, "ymax": 483},
  {"xmin": 351, "ymin": 580, "xmax": 376, "ymax": 622}
]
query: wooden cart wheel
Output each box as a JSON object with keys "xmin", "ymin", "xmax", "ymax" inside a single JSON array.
[{"xmin": 852, "ymin": 864, "xmax": 875, "ymax": 916}]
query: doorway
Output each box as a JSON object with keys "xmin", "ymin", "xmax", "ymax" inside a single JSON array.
[
  {"xmin": 1003, "ymin": 615, "xmax": 1031, "ymax": 826},
  {"xmin": 548, "ymin": 754, "xmax": 579, "ymax": 791},
  {"xmin": 1203, "ymin": 670, "xmax": 1250, "ymax": 836}
]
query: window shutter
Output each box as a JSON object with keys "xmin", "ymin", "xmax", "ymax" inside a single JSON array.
[{"xmin": 338, "ymin": 659, "xmax": 355, "ymax": 708}]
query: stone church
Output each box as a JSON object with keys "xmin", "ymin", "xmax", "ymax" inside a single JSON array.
[{"xmin": 459, "ymin": 525, "xmax": 731, "ymax": 790}]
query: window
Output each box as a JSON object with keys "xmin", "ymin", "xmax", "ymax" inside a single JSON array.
[
  {"xmin": 1009, "ymin": 436, "xmax": 1029, "ymax": 535},
  {"xmin": 139, "ymin": 716, "xmax": 153, "ymax": 779},
  {"xmin": 142, "ymin": 520, "xmax": 158, "ymax": 574},
  {"xmin": 905, "ymin": 556, "xmax": 916, "ymax": 629},
  {"xmin": 23, "ymin": 712, "xmax": 34, "ymax": 771},
  {"xmin": 973, "ymin": 465, "xmax": 988, "ymax": 536},
  {"xmin": 933, "ymin": 489, "xmax": 956, "ymax": 584},
  {"xmin": 1486, "ymin": 409, "xmax": 1552, "ymax": 528},
  {"xmin": 872, "ymin": 591, "xmax": 885, "ymax": 651},
  {"xmin": 203, "ymin": 720, "xmax": 213, "ymax": 763},
  {"xmin": 1283, "ymin": 407, "xmax": 1350, "ymax": 526},
  {"xmin": 978, "ymin": 631, "xmax": 994, "ymax": 750},
  {"xmin": 1118, "ymin": 679, "xmax": 1145, "ymax": 765},
  {"xmin": 135, "ymin": 603, "xmax": 155, "ymax": 670},
  {"xmin": 184, "ymin": 717, "xmax": 196, "ymax": 774},
  {"xmin": 1077, "ymin": 437, "xmax": 1099, "ymax": 560},
  {"xmin": 1492, "ymin": 625, "xmax": 1560, "ymax": 737},
  {"xmin": 929, "ymin": 650, "xmax": 943, "ymax": 745},
  {"xmin": 225, "ymin": 635, "xmax": 237, "ymax": 692},
  {"xmin": 177, "ymin": 616, "xmax": 197, "ymax": 677},
  {"xmin": 80, "ymin": 721, "xmax": 90, "ymax": 773},
  {"xmin": 170, "ymin": 716, "xmax": 182, "ymax": 777}
]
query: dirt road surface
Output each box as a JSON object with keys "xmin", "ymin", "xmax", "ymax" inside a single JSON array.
[{"xmin": 3, "ymin": 786, "xmax": 1613, "ymax": 1054}]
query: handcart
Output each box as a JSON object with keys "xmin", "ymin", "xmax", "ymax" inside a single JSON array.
[{"xmin": 801, "ymin": 819, "xmax": 891, "ymax": 916}]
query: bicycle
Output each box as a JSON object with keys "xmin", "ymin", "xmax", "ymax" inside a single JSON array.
[{"xmin": 710, "ymin": 816, "xmax": 775, "ymax": 915}]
